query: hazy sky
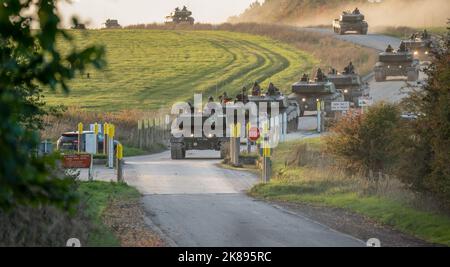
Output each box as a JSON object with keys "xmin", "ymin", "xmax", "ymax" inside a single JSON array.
[{"xmin": 59, "ymin": 0, "xmax": 257, "ymax": 28}]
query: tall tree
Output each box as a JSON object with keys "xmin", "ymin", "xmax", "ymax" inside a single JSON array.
[{"xmin": 0, "ymin": 0, "xmax": 105, "ymax": 210}]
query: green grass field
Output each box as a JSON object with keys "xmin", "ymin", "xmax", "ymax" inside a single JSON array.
[{"xmin": 48, "ymin": 30, "xmax": 316, "ymax": 111}]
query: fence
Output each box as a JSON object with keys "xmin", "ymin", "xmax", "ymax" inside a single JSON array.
[{"xmin": 131, "ymin": 116, "xmax": 171, "ymax": 150}]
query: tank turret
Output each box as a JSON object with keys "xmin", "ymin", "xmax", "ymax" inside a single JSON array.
[{"xmin": 290, "ymin": 68, "xmax": 344, "ymax": 117}]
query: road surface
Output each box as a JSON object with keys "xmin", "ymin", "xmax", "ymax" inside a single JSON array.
[
  {"xmin": 125, "ymin": 151, "xmax": 363, "ymax": 247},
  {"xmin": 121, "ymin": 30, "xmax": 419, "ymax": 247}
]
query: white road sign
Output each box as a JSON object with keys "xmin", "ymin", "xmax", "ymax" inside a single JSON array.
[
  {"xmin": 331, "ymin": 102, "xmax": 350, "ymax": 111},
  {"xmin": 359, "ymin": 98, "xmax": 373, "ymax": 107}
]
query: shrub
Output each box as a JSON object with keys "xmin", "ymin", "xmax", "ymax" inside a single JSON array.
[{"xmin": 325, "ymin": 103, "xmax": 401, "ymax": 174}]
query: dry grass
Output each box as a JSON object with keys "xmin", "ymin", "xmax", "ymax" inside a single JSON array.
[
  {"xmin": 0, "ymin": 204, "xmax": 91, "ymax": 247},
  {"xmin": 272, "ymin": 138, "xmax": 447, "ymax": 213},
  {"xmin": 102, "ymin": 198, "xmax": 164, "ymax": 247},
  {"xmin": 41, "ymin": 106, "xmax": 169, "ymax": 146}
]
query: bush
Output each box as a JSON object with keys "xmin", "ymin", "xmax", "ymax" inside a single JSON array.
[
  {"xmin": 325, "ymin": 103, "xmax": 401, "ymax": 174},
  {"xmin": 398, "ymin": 26, "xmax": 450, "ymax": 203}
]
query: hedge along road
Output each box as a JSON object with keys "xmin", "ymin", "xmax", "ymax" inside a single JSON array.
[{"xmin": 48, "ymin": 30, "xmax": 316, "ymax": 111}]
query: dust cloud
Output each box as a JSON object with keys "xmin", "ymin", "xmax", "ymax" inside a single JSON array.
[{"xmin": 292, "ymin": 0, "xmax": 449, "ymax": 28}]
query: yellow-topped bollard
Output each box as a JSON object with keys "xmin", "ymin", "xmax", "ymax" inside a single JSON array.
[
  {"xmin": 116, "ymin": 143, "xmax": 123, "ymax": 160},
  {"xmin": 77, "ymin": 122, "xmax": 83, "ymax": 152}
]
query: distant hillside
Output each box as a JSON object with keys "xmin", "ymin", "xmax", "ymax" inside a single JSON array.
[{"xmin": 229, "ymin": 0, "xmax": 449, "ymax": 28}]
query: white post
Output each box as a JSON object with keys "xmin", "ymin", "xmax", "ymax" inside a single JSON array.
[
  {"xmin": 108, "ymin": 135, "xmax": 114, "ymax": 169},
  {"xmin": 88, "ymin": 154, "xmax": 94, "ymax": 181},
  {"xmin": 317, "ymin": 111, "xmax": 321, "ymax": 133}
]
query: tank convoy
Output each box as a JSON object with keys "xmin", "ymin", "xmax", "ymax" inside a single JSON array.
[
  {"xmin": 327, "ymin": 62, "xmax": 369, "ymax": 106},
  {"xmin": 170, "ymin": 84, "xmax": 300, "ymax": 159},
  {"xmin": 165, "ymin": 6, "xmax": 195, "ymax": 25},
  {"xmin": 333, "ymin": 8, "xmax": 368, "ymax": 35},
  {"xmin": 290, "ymin": 69, "xmax": 344, "ymax": 117},
  {"xmin": 104, "ymin": 19, "xmax": 122, "ymax": 29},
  {"xmin": 402, "ymin": 30, "xmax": 433, "ymax": 60},
  {"xmin": 374, "ymin": 42, "xmax": 420, "ymax": 82}
]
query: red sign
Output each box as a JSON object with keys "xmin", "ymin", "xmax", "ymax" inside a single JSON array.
[
  {"xmin": 63, "ymin": 154, "xmax": 92, "ymax": 169},
  {"xmin": 248, "ymin": 127, "xmax": 260, "ymax": 142}
]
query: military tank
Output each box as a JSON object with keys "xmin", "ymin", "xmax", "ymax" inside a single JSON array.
[
  {"xmin": 104, "ymin": 19, "xmax": 122, "ymax": 29},
  {"xmin": 326, "ymin": 63, "xmax": 369, "ymax": 106},
  {"xmin": 374, "ymin": 43, "xmax": 420, "ymax": 82},
  {"xmin": 333, "ymin": 8, "xmax": 368, "ymax": 35},
  {"xmin": 247, "ymin": 93, "xmax": 300, "ymax": 133},
  {"xmin": 71, "ymin": 23, "xmax": 86, "ymax": 30},
  {"xmin": 170, "ymin": 108, "xmax": 229, "ymax": 160},
  {"xmin": 290, "ymin": 69, "xmax": 344, "ymax": 117},
  {"xmin": 165, "ymin": 6, "xmax": 195, "ymax": 25},
  {"xmin": 402, "ymin": 30, "xmax": 433, "ymax": 60}
]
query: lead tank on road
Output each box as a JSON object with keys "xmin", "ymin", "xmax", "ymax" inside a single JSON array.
[
  {"xmin": 171, "ymin": 110, "xmax": 229, "ymax": 160},
  {"xmin": 374, "ymin": 43, "xmax": 420, "ymax": 82},
  {"xmin": 290, "ymin": 69, "xmax": 344, "ymax": 117},
  {"xmin": 326, "ymin": 63, "xmax": 369, "ymax": 106},
  {"xmin": 333, "ymin": 8, "xmax": 368, "ymax": 35}
]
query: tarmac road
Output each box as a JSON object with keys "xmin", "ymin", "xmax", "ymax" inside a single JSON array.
[
  {"xmin": 123, "ymin": 30, "xmax": 420, "ymax": 247},
  {"xmin": 126, "ymin": 151, "xmax": 363, "ymax": 247}
]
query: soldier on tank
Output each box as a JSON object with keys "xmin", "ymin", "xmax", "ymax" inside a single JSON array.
[
  {"xmin": 329, "ymin": 68, "xmax": 337, "ymax": 75},
  {"xmin": 182, "ymin": 6, "xmax": 188, "ymax": 12},
  {"xmin": 422, "ymin": 29, "xmax": 429, "ymax": 39},
  {"xmin": 222, "ymin": 92, "xmax": 232, "ymax": 104},
  {"xmin": 315, "ymin": 68, "xmax": 326, "ymax": 82},
  {"xmin": 300, "ymin": 73, "xmax": 309, "ymax": 82},
  {"xmin": 385, "ymin": 44, "xmax": 394, "ymax": 53},
  {"xmin": 236, "ymin": 87, "xmax": 249, "ymax": 103},
  {"xmin": 353, "ymin": 8, "xmax": 360, "ymax": 15},
  {"xmin": 252, "ymin": 82, "xmax": 261, "ymax": 96},
  {"xmin": 267, "ymin": 83, "xmax": 279, "ymax": 96},
  {"xmin": 398, "ymin": 41, "xmax": 408, "ymax": 52},
  {"xmin": 344, "ymin": 62, "xmax": 355, "ymax": 74}
]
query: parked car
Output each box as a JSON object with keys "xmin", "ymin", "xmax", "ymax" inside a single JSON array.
[{"xmin": 56, "ymin": 131, "xmax": 119, "ymax": 153}]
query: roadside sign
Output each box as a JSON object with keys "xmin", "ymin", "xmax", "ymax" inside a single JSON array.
[
  {"xmin": 359, "ymin": 98, "xmax": 373, "ymax": 107},
  {"xmin": 63, "ymin": 154, "xmax": 92, "ymax": 169},
  {"xmin": 85, "ymin": 133, "xmax": 97, "ymax": 154},
  {"xmin": 248, "ymin": 127, "xmax": 260, "ymax": 142},
  {"xmin": 331, "ymin": 102, "xmax": 350, "ymax": 111}
]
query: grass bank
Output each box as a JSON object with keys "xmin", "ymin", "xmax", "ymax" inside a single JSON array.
[
  {"xmin": 250, "ymin": 138, "xmax": 450, "ymax": 246},
  {"xmin": 77, "ymin": 181, "xmax": 141, "ymax": 246}
]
